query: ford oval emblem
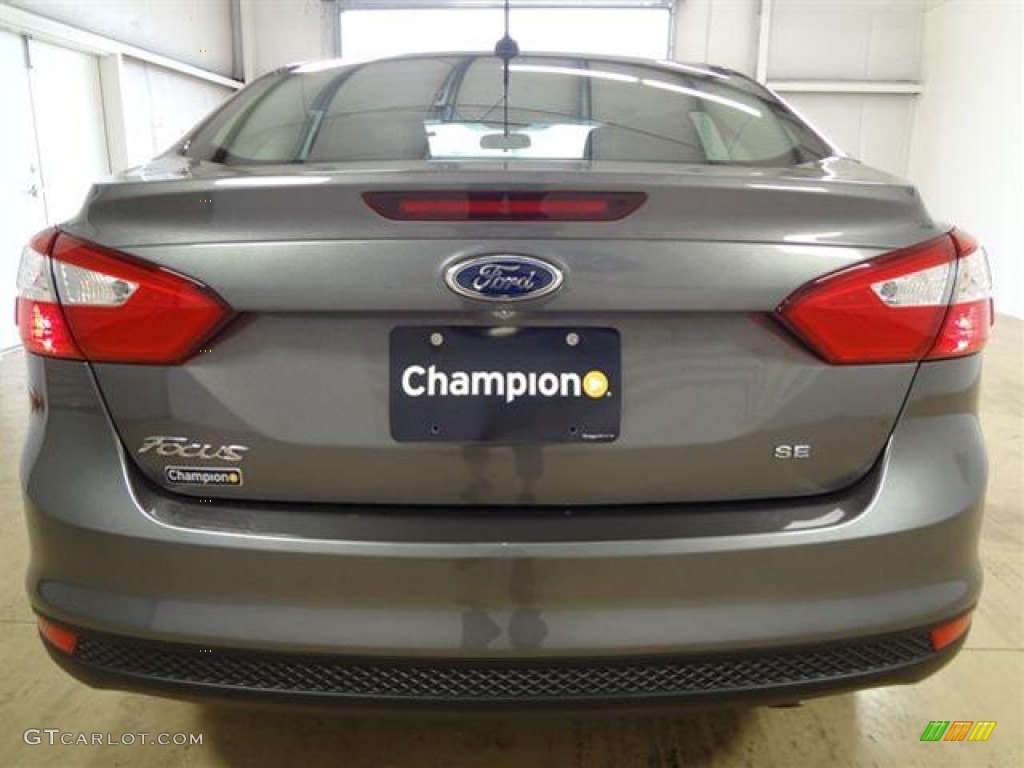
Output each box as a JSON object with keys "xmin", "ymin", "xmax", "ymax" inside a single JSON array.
[{"xmin": 445, "ymin": 255, "xmax": 564, "ymax": 302}]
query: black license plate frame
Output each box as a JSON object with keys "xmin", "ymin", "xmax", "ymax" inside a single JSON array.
[{"xmin": 389, "ymin": 326, "xmax": 621, "ymax": 444}]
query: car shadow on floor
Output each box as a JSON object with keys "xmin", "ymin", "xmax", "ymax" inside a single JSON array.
[{"xmin": 193, "ymin": 697, "xmax": 859, "ymax": 767}]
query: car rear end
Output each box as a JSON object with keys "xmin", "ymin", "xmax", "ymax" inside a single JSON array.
[{"xmin": 17, "ymin": 54, "xmax": 989, "ymax": 707}]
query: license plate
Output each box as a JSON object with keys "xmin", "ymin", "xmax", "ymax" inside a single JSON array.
[{"xmin": 390, "ymin": 326, "xmax": 621, "ymax": 443}]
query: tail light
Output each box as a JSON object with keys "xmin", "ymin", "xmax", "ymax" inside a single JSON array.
[
  {"xmin": 363, "ymin": 191, "xmax": 647, "ymax": 221},
  {"xmin": 777, "ymin": 229, "xmax": 992, "ymax": 364},
  {"xmin": 16, "ymin": 230, "xmax": 232, "ymax": 364}
]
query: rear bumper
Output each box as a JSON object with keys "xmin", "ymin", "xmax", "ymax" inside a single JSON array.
[
  {"xmin": 43, "ymin": 620, "xmax": 964, "ymax": 709},
  {"xmin": 21, "ymin": 356, "xmax": 987, "ymax": 703}
]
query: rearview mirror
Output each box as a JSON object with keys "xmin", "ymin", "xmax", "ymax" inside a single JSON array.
[{"xmin": 480, "ymin": 133, "xmax": 532, "ymax": 151}]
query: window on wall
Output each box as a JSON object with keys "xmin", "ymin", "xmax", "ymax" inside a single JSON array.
[{"xmin": 339, "ymin": 6, "xmax": 673, "ymax": 62}]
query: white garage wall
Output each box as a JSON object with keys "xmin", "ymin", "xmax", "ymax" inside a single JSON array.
[
  {"xmin": 3, "ymin": 0, "xmax": 234, "ymax": 76},
  {"xmin": 673, "ymin": 0, "xmax": 925, "ymax": 81},
  {"xmin": 767, "ymin": 0, "xmax": 923, "ymax": 81},
  {"xmin": 783, "ymin": 92, "xmax": 915, "ymax": 176},
  {"xmin": 768, "ymin": 1, "xmax": 924, "ymax": 177},
  {"xmin": 121, "ymin": 58, "xmax": 234, "ymax": 167},
  {"xmin": 241, "ymin": 0, "xmax": 335, "ymax": 78},
  {"xmin": 1, "ymin": 2, "xmax": 239, "ymax": 171},
  {"xmin": 673, "ymin": 0, "xmax": 760, "ymax": 76},
  {"xmin": 673, "ymin": 0, "xmax": 924, "ymax": 178},
  {"xmin": 908, "ymin": 0, "xmax": 1024, "ymax": 318}
]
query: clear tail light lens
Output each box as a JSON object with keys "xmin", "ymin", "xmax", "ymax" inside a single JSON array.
[
  {"xmin": 778, "ymin": 229, "xmax": 992, "ymax": 364},
  {"xmin": 15, "ymin": 228, "xmax": 82, "ymax": 359},
  {"xmin": 15, "ymin": 230, "xmax": 232, "ymax": 364},
  {"xmin": 926, "ymin": 236, "xmax": 993, "ymax": 360}
]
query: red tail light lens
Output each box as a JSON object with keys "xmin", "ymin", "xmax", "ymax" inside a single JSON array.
[
  {"xmin": 363, "ymin": 191, "xmax": 647, "ymax": 221},
  {"xmin": 16, "ymin": 231, "xmax": 232, "ymax": 364},
  {"xmin": 777, "ymin": 230, "xmax": 992, "ymax": 364}
]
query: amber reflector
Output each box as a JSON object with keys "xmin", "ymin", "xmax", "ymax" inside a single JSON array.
[
  {"xmin": 929, "ymin": 613, "xmax": 972, "ymax": 651},
  {"xmin": 38, "ymin": 616, "xmax": 79, "ymax": 655}
]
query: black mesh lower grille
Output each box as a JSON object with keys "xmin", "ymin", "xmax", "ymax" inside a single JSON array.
[{"xmin": 72, "ymin": 631, "xmax": 936, "ymax": 702}]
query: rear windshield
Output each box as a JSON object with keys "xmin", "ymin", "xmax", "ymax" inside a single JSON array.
[{"xmin": 182, "ymin": 55, "xmax": 832, "ymax": 167}]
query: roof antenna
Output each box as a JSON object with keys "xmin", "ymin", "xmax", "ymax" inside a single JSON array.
[{"xmin": 494, "ymin": 0, "xmax": 519, "ymax": 139}]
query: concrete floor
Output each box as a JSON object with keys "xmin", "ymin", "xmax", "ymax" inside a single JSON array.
[{"xmin": 0, "ymin": 319, "xmax": 1021, "ymax": 768}]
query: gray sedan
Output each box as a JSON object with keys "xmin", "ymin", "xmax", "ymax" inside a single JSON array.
[{"xmin": 16, "ymin": 52, "xmax": 991, "ymax": 707}]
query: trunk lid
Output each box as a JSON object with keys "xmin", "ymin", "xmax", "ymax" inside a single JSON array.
[{"xmin": 73, "ymin": 159, "xmax": 941, "ymax": 505}]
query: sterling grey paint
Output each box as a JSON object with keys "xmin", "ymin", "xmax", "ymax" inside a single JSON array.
[
  {"xmin": 22, "ymin": 355, "xmax": 985, "ymax": 656},
  {"xmin": 72, "ymin": 168, "xmax": 938, "ymax": 504},
  {"xmin": 67, "ymin": 158, "xmax": 940, "ymax": 250}
]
